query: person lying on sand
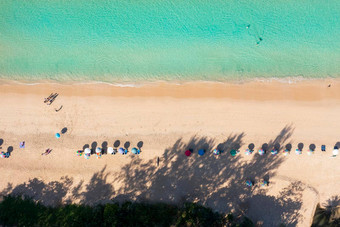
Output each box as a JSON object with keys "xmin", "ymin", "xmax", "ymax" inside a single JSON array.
[
  {"xmin": 44, "ymin": 93, "xmax": 57, "ymax": 103},
  {"xmin": 47, "ymin": 93, "xmax": 59, "ymax": 105},
  {"xmin": 41, "ymin": 148, "xmax": 52, "ymax": 155}
]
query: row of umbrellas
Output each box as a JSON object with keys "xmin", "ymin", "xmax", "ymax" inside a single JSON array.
[
  {"xmin": 81, "ymin": 147, "xmax": 141, "ymax": 159},
  {"xmin": 185, "ymin": 149, "xmax": 239, "ymax": 157},
  {"xmin": 185, "ymin": 146, "xmax": 340, "ymax": 157}
]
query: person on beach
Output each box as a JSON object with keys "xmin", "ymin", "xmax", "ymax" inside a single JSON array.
[
  {"xmin": 55, "ymin": 105, "xmax": 63, "ymax": 112},
  {"xmin": 42, "ymin": 148, "xmax": 52, "ymax": 155},
  {"xmin": 44, "ymin": 93, "xmax": 54, "ymax": 103},
  {"xmin": 46, "ymin": 93, "xmax": 59, "ymax": 105},
  {"xmin": 44, "ymin": 93, "xmax": 57, "ymax": 103}
]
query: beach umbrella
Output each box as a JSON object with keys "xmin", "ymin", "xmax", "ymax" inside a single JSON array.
[
  {"xmin": 283, "ymin": 149, "xmax": 289, "ymax": 156},
  {"xmin": 84, "ymin": 153, "xmax": 90, "ymax": 159},
  {"xmin": 295, "ymin": 149, "xmax": 301, "ymax": 155},
  {"xmin": 131, "ymin": 147, "xmax": 139, "ymax": 154},
  {"xmin": 271, "ymin": 150, "xmax": 278, "ymax": 155},
  {"xmin": 185, "ymin": 150, "xmax": 191, "ymax": 156},
  {"xmin": 108, "ymin": 147, "xmax": 114, "ymax": 154},
  {"xmin": 84, "ymin": 148, "xmax": 91, "ymax": 154},
  {"xmin": 118, "ymin": 147, "xmax": 125, "ymax": 154},
  {"xmin": 258, "ymin": 149, "xmax": 265, "ymax": 155},
  {"xmin": 213, "ymin": 149, "xmax": 220, "ymax": 155},
  {"xmin": 230, "ymin": 149, "xmax": 237, "ymax": 156},
  {"xmin": 55, "ymin": 133, "xmax": 60, "ymax": 138},
  {"xmin": 96, "ymin": 147, "xmax": 102, "ymax": 154},
  {"xmin": 246, "ymin": 180, "xmax": 253, "ymax": 187},
  {"xmin": 198, "ymin": 149, "xmax": 205, "ymax": 156}
]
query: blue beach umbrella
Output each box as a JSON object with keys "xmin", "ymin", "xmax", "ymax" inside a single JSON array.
[
  {"xmin": 55, "ymin": 133, "xmax": 60, "ymax": 138},
  {"xmin": 118, "ymin": 147, "xmax": 125, "ymax": 154},
  {"xmin": 198, "ymin": 149, "xmax": 205, "ymax": 156},
  {"xmin": 213, "ymin": 149, "xmax": 220, "ymax": 155},
  {"xmin": 131, "ymin": 147, "xmax": 139, "ymax": 154}
]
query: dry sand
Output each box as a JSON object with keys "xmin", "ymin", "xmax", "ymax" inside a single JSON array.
[{"xmin": 0, "ymin": 79, "xmax": 340, "ymax": 226}]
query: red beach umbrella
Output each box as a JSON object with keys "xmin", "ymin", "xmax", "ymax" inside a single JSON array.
[{"xmin": 185, "ymin": 150, "xmax": 191, "ymax": 156}]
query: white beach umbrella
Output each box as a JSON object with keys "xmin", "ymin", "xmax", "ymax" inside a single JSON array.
[
  {"xmin": 84, "ymin": 148, "xmax": 91, "ymax": 154},
  {"xmin": 96, "ymin": 147, "xmax": 102, "ymax": 154},
  {"xmin": 108, "ymin": 147, "xmax": 114, "ymax": 154}
]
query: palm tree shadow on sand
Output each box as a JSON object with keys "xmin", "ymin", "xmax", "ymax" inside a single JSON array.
[
  {"xmin": 0, "ymin": 125, "xmax": 305, "ymax": 226},
  {"xmin": 112, "ymin": 124, "xmax": 303, "ymax": 226},
  {"xmin": 0, "ymin": 166, "xmax": 115, "ymax": 207}
]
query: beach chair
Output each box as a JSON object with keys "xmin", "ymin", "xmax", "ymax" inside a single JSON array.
[
  {"xmin": 246, "ymin": 180, "xmax": 253, "ymax": 187},
  {"xmin": 307, "ymin": 149, "xmax": 314, "ymax": 155},
  {"xmin": 283, "ymin": 149, "xmax": 290, "ymax": 156},
  {"xmin": 260, "ymin": 180, "xmax": 268, "ymax": 187},
  {"xmin": 321, "ymin": 145, "xmax": 326, "ymax": 152}
]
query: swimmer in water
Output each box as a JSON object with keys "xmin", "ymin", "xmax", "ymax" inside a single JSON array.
[
  {"xmin": 246, "ymin": 24, "xmax": 250, "ymax": 29},
  {"xmin": 256, "ymin": 37, "xmax": 263, "ymax": 45}
]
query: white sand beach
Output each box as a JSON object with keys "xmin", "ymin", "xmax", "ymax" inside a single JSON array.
[{"xmin": 0, "ymin": 79, "xmax": 339, "ymax": 226}]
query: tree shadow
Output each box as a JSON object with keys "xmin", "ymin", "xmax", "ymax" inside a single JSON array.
[
  {"xmin": 0, "ymin": 167, "xmax": 115, "ymax": 206},
  {"xmin": 112, "ymin": 125, "xmax": 299, "ymax": 225},
  {"xmin": 79, "ymin": 166, "xmax": 115, "ymax": 205},
  {"xmin": 1, "ymin": 177, "xmax": 73, "ymax": 206},
  {"xmin": 324, "ymin": 195, "xmax": 340, "ymax": 208},
  {"xmin": 247, "ymin": 181, "xmax": 304, "ymax": 226}
]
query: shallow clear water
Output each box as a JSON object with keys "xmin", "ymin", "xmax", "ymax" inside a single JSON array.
[{"xmin": 0, "ymin": 0, "xmax": 339, "ymax": 83}]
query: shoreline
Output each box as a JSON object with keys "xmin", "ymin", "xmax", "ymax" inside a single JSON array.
[{"xmin": 0, "ymin": 78, "xmax": 339, "ymax": 101}]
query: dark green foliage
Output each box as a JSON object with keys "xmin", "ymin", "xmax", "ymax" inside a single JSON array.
[
  {"xmin": 0, "ymin": 196, "xmax": 253, "ymax": 227},
  {"xmin": 312, "ymin": 204, "xmax": 340, "ymax": 227},
  {"xmin": 0, "ymin": 195, "xmax": 44, "ymax": 226},
  {"xmin": 176, "ymin": 202, "xmax": 222, "ymax": 227},
  {"xmin": 237, "ymin": 217, "xmax": 254, "ymax": 227}
]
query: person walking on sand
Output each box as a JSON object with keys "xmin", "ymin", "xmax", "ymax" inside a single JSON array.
[{"xmin": 42, "ymin": 148, "xmax": 52, "ymax": 155}]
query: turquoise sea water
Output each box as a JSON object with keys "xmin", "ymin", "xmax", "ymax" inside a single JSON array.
[{"xmin": 0, "ymin": 0, "xmax": 339, "ymax": 83}]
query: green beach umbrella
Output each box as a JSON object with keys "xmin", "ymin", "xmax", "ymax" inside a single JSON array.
[{"xmin": 230, "ymin": 149, "xmax": 238, "ymax": 156}]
